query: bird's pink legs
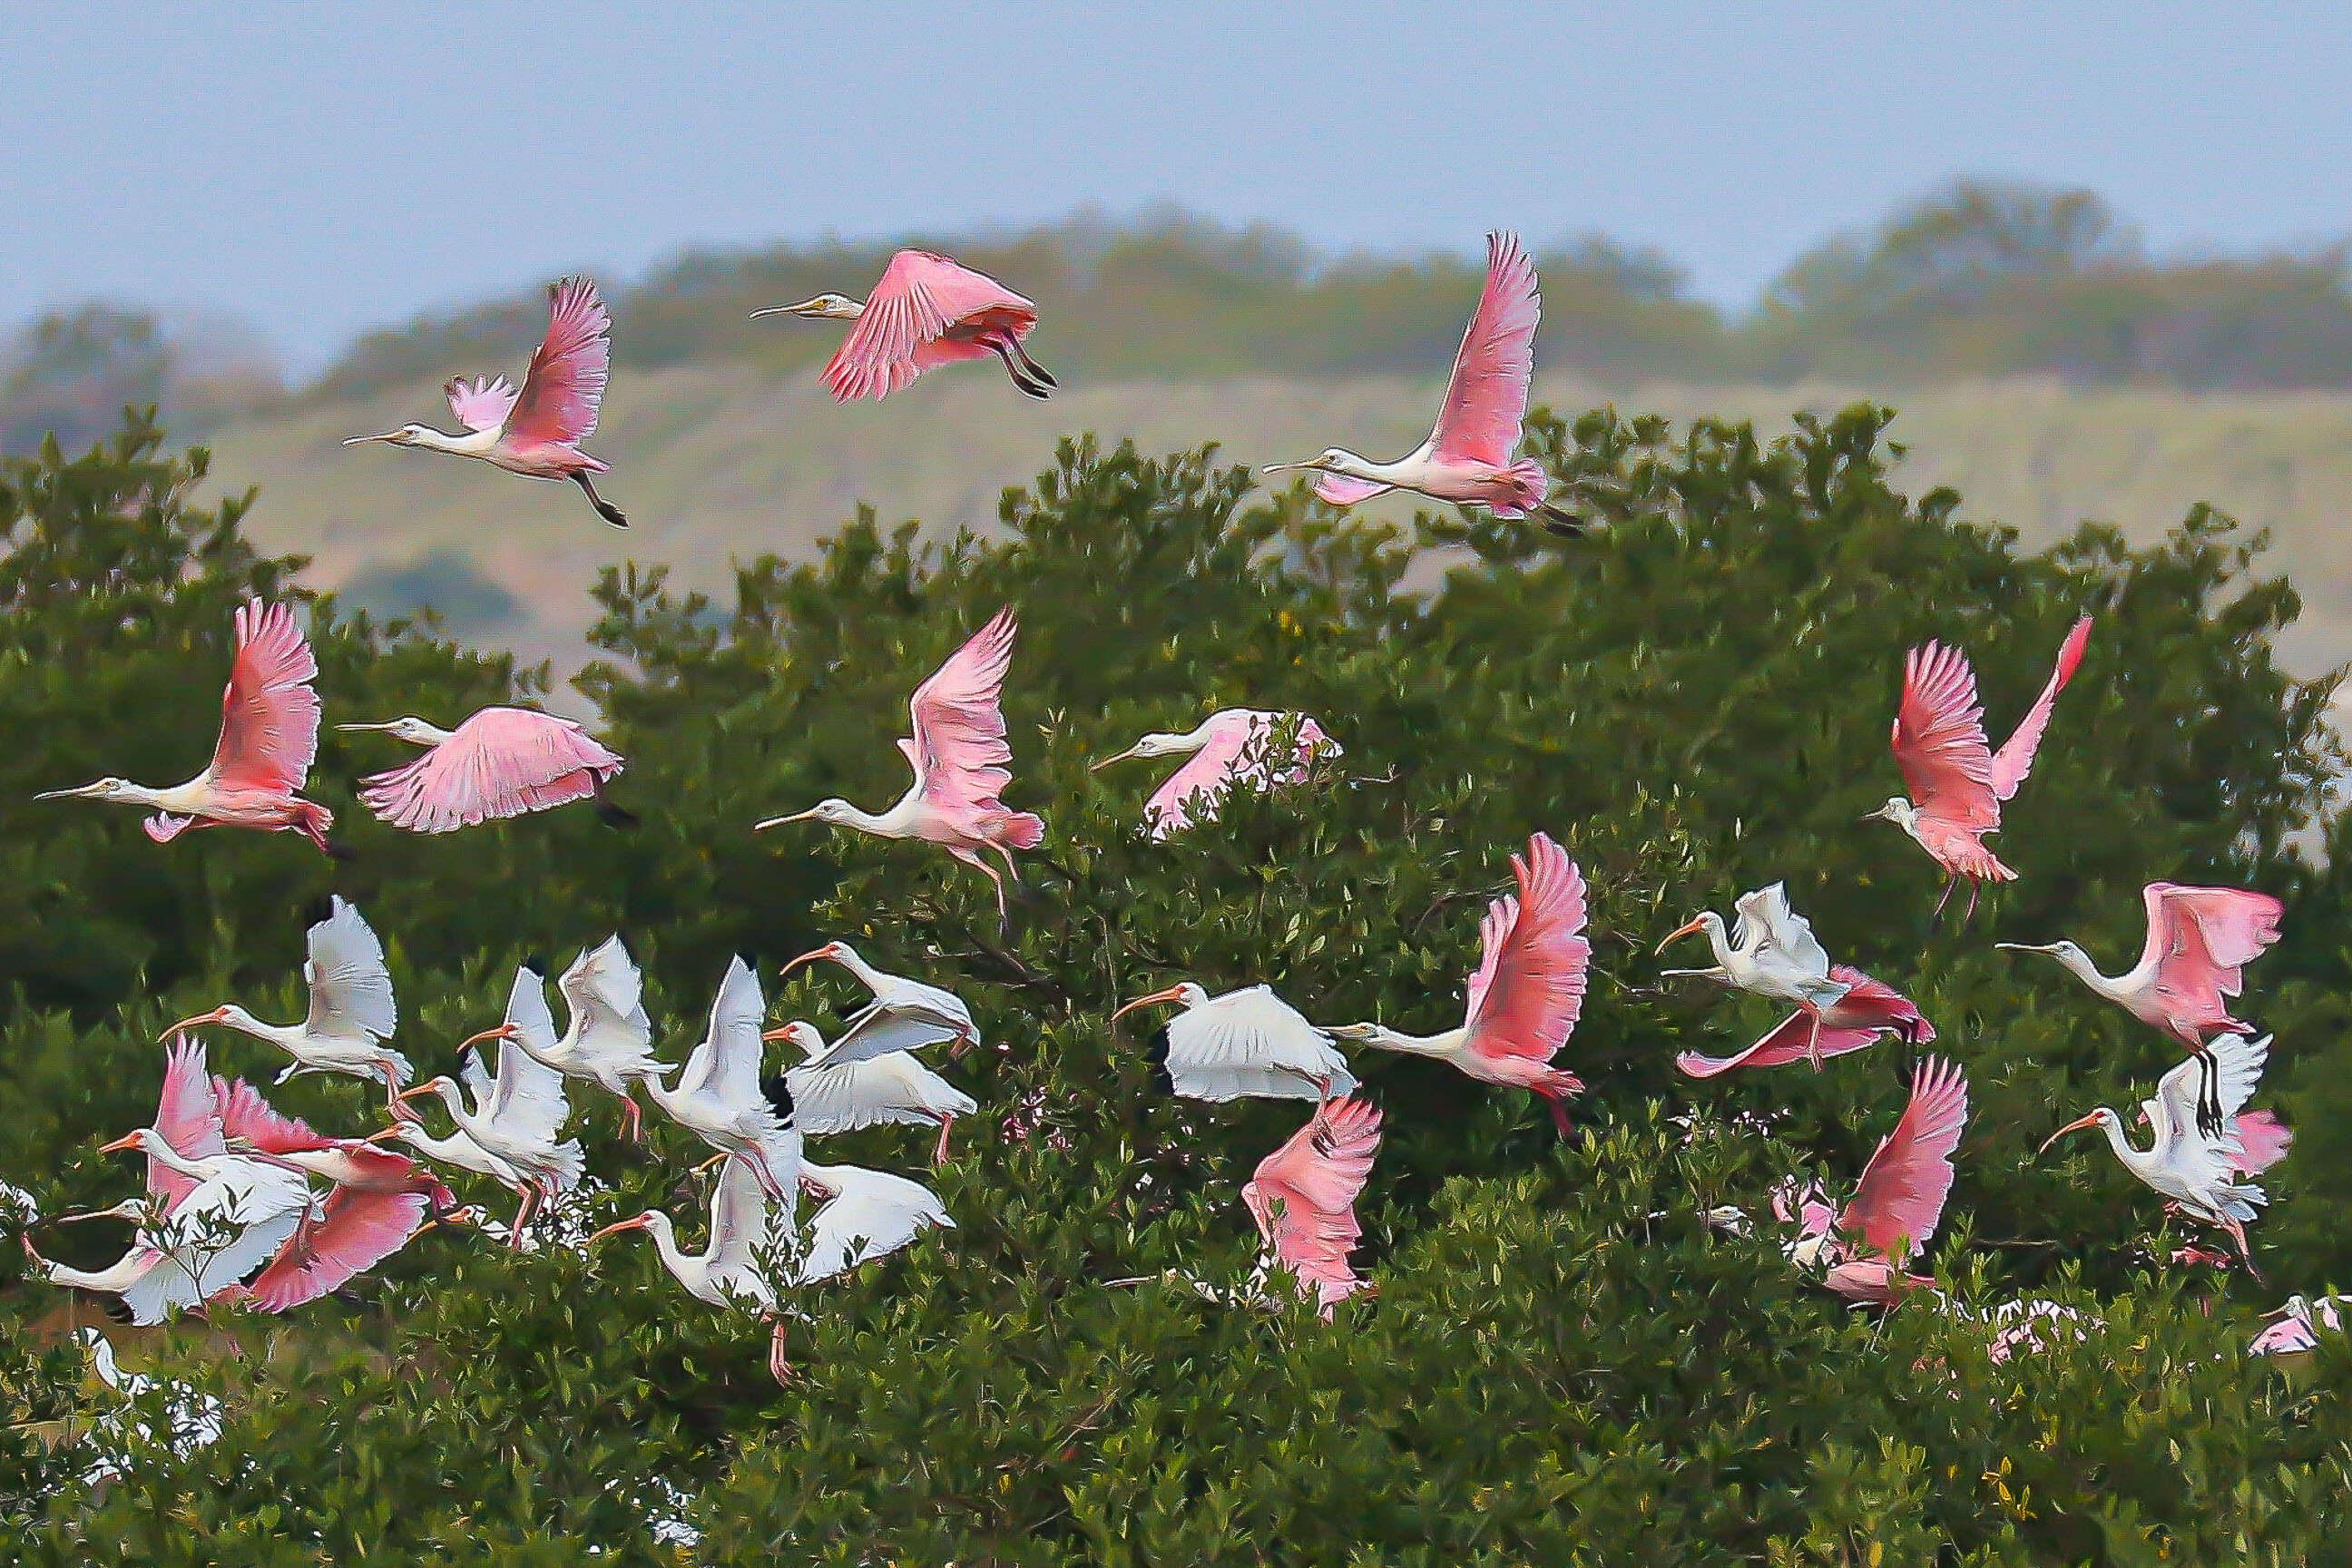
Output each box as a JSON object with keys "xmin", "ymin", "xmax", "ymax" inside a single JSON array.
[
  {"xmin": 1806, "ymin": 1010, "xmax": 1827, "ymax": 1071},
  {"xmin": 1930, "ymin": 876, "xmax": 1957, "ymax": 923},
  {"xmin": 932, "ymin": 1115, "xmax": 955, "ymax": 1168},
  {"xmin": 507, "ymin": 1184, "xmax": 539, "ymax": 1250},
  {"xmin": 618, "ymin": 1092, "xmax": 643, "ymax": 1145},
  {"xmin": 767, "ymin": 1318, "xmax": 794, "ymax": 1385}
]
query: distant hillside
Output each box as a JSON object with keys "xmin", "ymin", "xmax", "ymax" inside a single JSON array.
[{"xmin": 201, "ymin": 369, "xmax": 2352, "ymax": 686}]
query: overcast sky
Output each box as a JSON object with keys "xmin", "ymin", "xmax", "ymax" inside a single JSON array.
[{"xmin": 6, "ymin": 3, "xmax": 2347, "ymax": 375}]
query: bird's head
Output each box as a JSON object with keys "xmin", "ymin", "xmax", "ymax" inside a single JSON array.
[
  {"xmin": 755, "ymin": 799, "xmax": 855, "ymax": 832},
  {"xmin": 337, "ymin": 716, "xmax": 444, "ymax": 747},
  {"xmin": 1322, "ymin": 1021, "xmax": 1394, "ymax": 1048},
  {"xmin": 1110, "ymin": 982, "xmax": 1206, "ymax": 1024},
  {"xmin": 394, "ymin": 1076, "xmax": 460, "ymax": 1108},
  {"xmin": 750, "ymin": 292, "xmax": 864, "ymax": 322},
  {"xmin": 2038, "ymin": 1106, "xmax": 2119, "ymax": 1153},
  {"xmin": 1995, "ymin": 939, "xmax": 2086, "ymax": 967},
  {"xmin": 158, "ymin": 1004, "xmax": 241, "ymax": 1041},
  {"xmin": 34, "ymin": 777, "xmax": 134, "ymax": 803},
  {"xmin": 1092, "ymin": 732, "xmax": 1185, "ymax": 769},
  {"xmin": 780, "ymin": 940, "xmax": 852, "ymax": 975},
  {"xmin": 760, "ymin": 1020, "xmax": 828, "ymax": 1057},
  {"xmin": 95, "ymin": 1127, "xmax": 165, "ymax": 1159},
  {"xmin": 1261, "ymin": 448, "xmax": 1361, "ymax": 482},
  {"xmin": 585, "ymin": 1210, "xmax": 663, "ymax": 1248},
  {"xmin": 342, "ymin": 424, "xmax": 434, "ymax": 448},
  {"xmin": 1654, "ymin": 912, "xmax": 1722, "ymax": 955},
  {"xmin": 1860, "ymin": 796, "xmax": 1915, "ymax": 828}
]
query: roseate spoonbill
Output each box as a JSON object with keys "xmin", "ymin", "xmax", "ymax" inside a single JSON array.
[
  {"xmin": 641, "ymin": 956, "xmax": 801, "ymax": 1202},
  {"xmin": 587, "ymin": 1156, "xmax": 793, "ymax": 1384},
  {"xmin": 1263, "ymin": 231, "xmax": 1578, "ymax": 534},
  {"xmin": 1242, "ymin": 1096, "xmax": 1381, "ymax": 1315},
  {"xmin": 1326, "ymin": 832, "xmax": 1591, "ymax": 1135},
  {"xmin": 340, "ymin": 708, "xmax": 632, "ymax": 832},
  {"xmin": 759, "ymin": 609, "xmax": 1045, "ymax": 926},
  {"xmin": 753, "ymin": 249, "xmax": 1056, "ymax": 401},
  {"xmin": 165, "ymin": 896, "xmax": 408, "ymax": 1113},
  {"xmin": 209, "ymin": 1076, "xmax": 459, "ymax": 1311},
  {"xmin": 1999, "ymin": 884, "xmax": 2281, "ymax": 1044},
  {"xmin": 1659, "ymin": 883, "xmax": 1854, "ymax": 1058},
  {"xmin": 2041, "ymin": 1032, "xmax": 2275, "ymax": 1275},
  {"xmin": 1676, "ymin": 965, "xmax": 1932, "ymax": 1078},
  {"xmin": 2249, "ymin": 1294, "xmax": 2343, "ymax": 1357},
  {"xmin": 1786, "ymin": 1055, "xmax": 1969, "ymax": 1307},
  {"xmin": 36, "ymin": 599, "xmax": 335, "ymax": 853},
  {"xmin": 1093, "ymin": 709, "xmax": 1341, "ymax": 838},
  {"xmin": 1865, "ymin": 616, "xmax": 2092, "ymax": 918},
  {"xmin": 764, "ymin": 1021, "xmax": 975, "ymax": 1167},
  {"xmin": 794, "ymin": 1161, "xmax": 953, "ymax": 1284},
  {"xmin": 343, "ymin": 277, "xmax": 628, "ymax": 527},
  {"xmin": 29, "ymin": 1040, "xmax": 312, "ymax": 1324},
  {"xmin": 396, "ymin": 968, "xmax": 585, "ymax": 1245},
  {"xmin": 467, "ymin": 936, "xmax": 669, "ymax": 1143},
  {"xmin": 780, "ymin": 940, "xmax": 978, "ymax": 1061},
  {"xmin": 1110, "ymin": 982, "xmax": 1357, "ymax": 1102}
]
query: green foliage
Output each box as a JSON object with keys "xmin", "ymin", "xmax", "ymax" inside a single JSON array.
[{"xmin": 0, "ymin": 407, "xmax": 2347, "ymax": 1562}]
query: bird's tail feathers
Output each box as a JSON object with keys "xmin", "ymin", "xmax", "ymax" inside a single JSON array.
[{"xmin": 1000, "ymin": 812, "xmax": 1045, "ymax": 850}]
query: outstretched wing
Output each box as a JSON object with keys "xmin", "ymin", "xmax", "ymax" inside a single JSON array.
[
  {"xmin": 445, "ymin": 374, "xmax": 519, "ymax": 434},
  {"xmin": 2142, "ymin": 883, "xmax": 2282, "ymax": 1004},
  {"xmin": 1462, "ymin": 832, "xmax": 1591, "ymax": 1064},
  {"xmin": 150, "ymin": 1036, "xmax": 224, "ymax": 1207},
  {"xmin": 240, "ymin": 1188, "xmax": 432, "ymax": 1312},
  {"xmin": 796, "ymin": 1165, "xmax": 950, "ymax": 1283},
  {"xmin": 505, "ymin": 277, "xmax": 611, "ymax": 448},
  {"xmin": 1841, "ymin": 1056, "xmax": 1968, "ymax": 1258},
  {"xmin": 904, "ymin": 608, "xmax": 1019, "ymax": 814},
  {"xmin": 557, "ymin": 934, "xmax": 652, "ymax": 1051},
  {"xmin": 1733, "ymin": 883, "xmax": 1833, "ymax": 976},
  {"xmin": 1987, "ymin": 616, "xmax": 2092, "ymax": 800},
  {"xmin": 823, "ymin": 250, "xmax": 1036, "ymax": 402},
  {"xmin": 707, "ymin": 956, "xmax": 769, "ymax": 1107},
  {"xmin": 704, "ymin": 1155, "xmax": 773, "ymax": 1275},
  {"xmin": 211, "ymin": 1074, "xmax": 326, "ymax": 1155},
  {"xmin": 303, "ymin": 897, "xmax": 397, "ymax": 1043},
  {"xmin": 209, "ymin": 600, "xmax": 321, "ymax": 796},
  {"xmin": 485, "ymin": 967, "xmax": 572, "ymax": 1146},
  {"xmin": 1142, "ymin": 715, "xmax": 1260, "ymax": 838},
  {"xmin": 1890, "ymin": 642, "xmax": 1998, "ymax": 829},
  {"xmin": 1427, "ymin": 231, "xmax": 1540, "ymax": 467},
  {"xmin": 359, "ymin": 708, "xmax": 620, "ymax": 834}
]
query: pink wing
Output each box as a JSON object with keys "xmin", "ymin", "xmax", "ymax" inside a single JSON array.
[
  {"xmin": 239, "ymin": 1188, "xmax": 431, "ymax": 1313},
  {"xmin": 2249, "ymin": 1309, "xmax": 2319, "ymax": 1356},
  {"xmin": 1841, "ymin": 1055, "xmax": 1968, "ymax": 1258},
  {"xmin": 1676, "ymin": 968, "xmax": 1913, "ymax": 1076},
  {"xmin": 1427, "ymin": 231, "xmax": 1541, "ymax": 467},
  {"xmin": 209, "ymin": 600, "xmax": 321, "ymax": 796},
  {"xmin": 1311, "ymin": 474, "xmax": 1396, "ymax": 507},
  {"xmin": 445, "ymin": 374, "xmax": 519, "ymax": 434},
  {"xmin": 1461, "ymin": 833, "xmax": 1591, "ymax": 1064},
  {"xmin": 211, "ymin": 1076, "xmax": 327, "ymax": 1154},
  {"xmin": 1987, "ymin": 616, "xmax": 2092, "ymax": 800},
  {"xmin": 2229, "ymin": 1110, "xmax": 2293, "ymax": 1177},
  {"xmin": 150, "ymin": 1036, "xmax": 224, "ymax": 1208},
  {"xmin": 504, "ymin": 277, "xmax": 611, "ymax": 449},
  {"xmin": 905, "ymin": 609, "xmax": 1020, "ymax": 813},
  {"xmin": 1890, "ymin": 642, "xmax": 1998, "ymax": 830},
  {"xmin": 358, "ymin": 707, "xmax": 622, "ymax": 834},
  {"xmin": 823, "ymin": 250, "xmax": 1038, "ymax": 403},
  {"xmin": 1247, "ymin": 1097, "xmax": 1382, "ymax": 1308},
  {"xmin": 1142, "ymin": 714, "xmax": 1271, "ymax": 838},
  {"xmin": 2141, "ymin": 883, "xmax": 2282, "ymax": 1003}
]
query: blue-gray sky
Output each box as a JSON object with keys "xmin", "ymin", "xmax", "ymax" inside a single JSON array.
[{"xmin": 7, "ymin": 3, "xmax": 2347, "ymax": 375}]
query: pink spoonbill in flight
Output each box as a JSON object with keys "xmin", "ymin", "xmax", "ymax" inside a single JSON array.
[
  {"xmin": 1111, "ymin": 982, "xmax": 1357, "ymax": 1102},
  {"xmin": 2249, "ymin": 1294, "xmax": 2344, "ymax": 1357},
  {"xmin": 754, "ymin": 249, "xmax": 1056, "ymax": 401},
  {"xmin": 1865, "ymin": 616, "xmax": 2092, "ymax": 919},
  {"xmin": 1327, "ymin": 832, "xmax": 1592, "ymax": 1135},
  {"xmin": 1786, "ymin": 1055, "xmax": 1971, "ymax": 1307},
  {"xmin": 1242, "ymin": 1096, "xmax": 1383, "ymax": 1316},
  {"xmin": 1264, "ymin": 231, "xmax": 1579, "ymax": 534},
  {"xmin": 341, "ymin": 707, "xmax": 632, "ymax": 832},
  {"xmin": 344, "ymin": 277, "xmax": 628, "ymax": 527},
  {"xmin": 37, "ymin": 600, "xmax": 335, "ymax": 853},
  {"xmin": 1093, "ymin": 709, "xmax": 1341, "ymax": 838},
  {"xmin": 1676, "ymin": 965, "xmax": 1932, "ymax": 1078},
  {"xmin": 758, "ymin": 609, "xmax": 1045, "ymax": 926}
]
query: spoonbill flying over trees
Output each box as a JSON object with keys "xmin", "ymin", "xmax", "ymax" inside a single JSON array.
[
  {"xmin": 794, "ymin": 1161, "xmax": 953, "ymax": 1284},
  {"xmin": 1110, "ymin": 982, "xmax": 1357, "ymax": 1102},
  {"xmin": 753, "ymin": 250, "xmax": 1056, "ymax": 401},
  {"xmin": 2040, "ymin": 1033, "xmax": 2277, "ymax": 1275},
  {"xmin": 1241, "ymin": 1097, "xmax": 1382, "ymax": 1315},
  {"xmin": 641, "ymin": 956, "xmax": 800, "ymax": 1202},
  {"xmin": 587, "ymin": 1156, "xmax": 793, "ymax": 1384},
  {"xmin": 2250, "ymin": 1294, "xmax": 2344, "ymax": 1357},
  {"xmin": 396, "ymin": 968, "xmax": 585, "ymax": 1245},
  {"xmin": 1093, "ymin": 709, "xmax": 1340, "ymax": 838},
  {"xmin": 28, "ymin": 1040, "xmax": 313, "ymax": 1324},
  {"xmin": 37, "ymin": 600, "xmax": 335, "ymax": 853},
  {"xmin": 1263, "ymin": 231, "xmax": 1578, "ymax": 534},
  {"xmin": 341, "ymin": 707, "xmax": 632, "ymax": 832},
  {"xmin": 474, "ymin": 936, "xmax": 668, "ymax": 1143},
  {"xmin": 344, "ymin": 277, "xmax": 626, "ymax": 526},
  {"xmin": 1998, "ymin": 882, "xmax": 2281, "ymax": 1045},
  {"xmin": 1327, "ymin": 832, "xmax": 1592, "ymax": 1135},
  {"xmin": 166, "ymin": 897, "xmax": 408, "ymax": 1114},
  {"xmin": 764, "ymin": 1020, "xmax": 975, "ymax": 1167},
  {"xmin": 1786, "ymin": 1055, "xmax": 1970, "ymax": 1307},
  {"xmin": 1658, "ymin": 883, "xmax": 1855, "ymax": 1060},
  {"xmin": 1676, "ymin": 965, "xmax": 1931, "ymax": 1078},
  {"xmin": 780, "ymin": 941, "xmax": 978, "ymax": 1061},
  {"xmin": 758, "ymin": 610, "xmax": 1044, "ymax": 925},
  {"xmin": 1865, "ymin": 616, "xmax": 2092, "ymax": 918}
]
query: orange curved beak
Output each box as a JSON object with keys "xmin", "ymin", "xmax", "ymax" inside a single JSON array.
[
  {"xmin": 159, "ymin": 1008, "xmax": 229, "ymax": 1043},
  {"xmin": 1654, "ymin": 917, "xmax": 1708, "ymax": 956},
  {"xmin": 759, "ymin": 1026, "xmax": 794, "ymax": 1043},
  {"xmin": 2038, "ymin": 1112, "xmax": 2103, "ymax": 1155},
  {"xmin": 585, "ymin": 1215, "xmax": 652, "ymax": 1246},
  {"xmin": 95, "ymin": 1132, "xmax": 142, "ymax": 1155},
  {"xmin": 455, "ymin": 1024, "xmax": 518, "ymax": 1054},
  {"xmin": 779, "ymin": 948, "xmax": 831, "ymax": 975},
  {"xmin": 1110, "ymin": 985, "xmax": 1190, "ymax": 1024}
]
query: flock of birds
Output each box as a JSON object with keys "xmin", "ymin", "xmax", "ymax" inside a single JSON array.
[{"xmin": 14, "ymin": 232, "xmax": 2333, "ymax": 1395}]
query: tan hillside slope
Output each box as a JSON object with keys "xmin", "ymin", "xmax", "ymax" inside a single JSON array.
[{"xmin": 201, "ymin": 371, "xmax": 2352, "ymax": 680}]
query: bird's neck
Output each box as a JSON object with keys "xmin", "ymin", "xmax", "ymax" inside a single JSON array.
[
  {"xmin": 1328, "ymin": 449, "xmax": 1406, "ymax": 484},
  {"xmin": 2096, "ymin": 1112, "xmax": 2155, "ymax": 1171},
  {"xmin": 1356, "ymin": 1024, "xmax": 1464, "ymax": 1059},
  {"xmin": 2058, "ymin": 946, "xmax": 2132, "ymax": 1001},
  {"xmin": 133, "ymin": 780, "xmax": 202, "ymax": 812},
  {"xmin": 224, "ymin": 1014, "xmax": 306, "ymax": 1051},
  {"xmin": 830, "ymin": 949, "xmax": 884, "ymax": 990},
  {"xmin": 407, "ymin": 721, "xmax": 458, "ymax": 746},
  {"xmin": 415, "ymin": 426, "xmax": 500, "ymax": 456}
]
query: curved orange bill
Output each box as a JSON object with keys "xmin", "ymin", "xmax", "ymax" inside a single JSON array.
[
  {"xmin": 159, "ymin": 1009, "xmax": 229, "ymax": 1043},
  {"xmin": 1110, "ymin": 985, "xmax": 1190, "ymax": 1024},
  {"xmin": 2037, "ymin": 1112, "xmax": 2104, "ymax": 1155},
  {"xmin": 455, "ymin": 1024, "xmax": 518, "ymax": 1054},
  {"xmin": 1654, "ymin": 917, "xmax": 1709, "ymax": 956},
  {"xmin": 584, "ymin": 1215, "xmax": 652, "ymax": 1246},
  {"xmin": 95, "ymin": 1132, "xmax": 142, "ymax": 1155},
  {"xmin": 779, "ymin": 948, "xmax": 829, "ymax": 975}
]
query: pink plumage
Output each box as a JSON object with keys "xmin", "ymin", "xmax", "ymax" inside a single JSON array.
[
  {"xmin": 2250, "ymin": 1295, "xmax": 2341, "ymax": 1356},
  {"xmin": 2228, "ymin": 1110, "xmax": 2293, "ymax": 1177},
  {"xmin": 2140, "ymin": 883, "xmax": 2283, "ymax": 1044},
  {"xmin": 230, "ymin": 1188, "xmax": 436, "ymax": 1314},
  {"xmin": 1676, "ymin": 965, "xmax": 1932, "ymax": 1078},
  {"xmin": 902, "ymin": 610, "xmax": 1046, "ymax": 882},
  {"xmin": 821, "ymin": 250, "xmax": 1044, "ymax": 403},
  {"xmin": 1842, "ymin": 1055, "xmax": 1968, "ymax": 1260},
  {"xmin": 1428, "ymin": 230, "xmax": 1542, "ymax": 471},
  {"xmin": 149, "ymin": 1037, "xmax": 227, "ymax": 1209},
  {"xmin": 355, "ymin": 707, "xmax": 625, "ymax": 834},
  {"xmin": 1242, "ymin": 1097, "xmax": 1383, "ymax": 1315},
  {"xmin": 1141, "ymin": 711, "xmax": 1337, "ymax": 838},
  {"xmin": 1454, "ymin": 832, "xmax": 1592, "ymax": 1132}
]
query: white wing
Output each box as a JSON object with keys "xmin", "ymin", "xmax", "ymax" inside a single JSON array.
[
  {"xmin": 2205, "ymin": 1032, "xmax": 2270, "ymax": 1122},
  {"xmin": 707, "ymin": 956, "xmax": 769, "ymax": 1107},
  {"xmin": 787, "ymin": 1054, "xmax": 975, "ymax": 1137},
  {"xmin": 703, "ymin": 1154, "xmax": 773, "ymax": 1275},
  {"xmin": 1734, "ymin": 884, "xmax": 1832, "ymax": 975},
  {"xmin": 302, "ymin": 897, "xmax": 397, "ymax": 1042},
  {"xmin": 1163, "ymin": 986, "xmax": 1356, "ymax": 1102},
  {"xmin": 486, "ymin": 966, "xmax": 573, "ymax": 1145},
  {"xmin": 813, "ymin": 1006, "xmax": 965, "ymax": 1068},
  {"xmin": 558, "ymin": 936, "xmax": 652, "ymax": 1052},
  {"xmin": 796, "ymin": 1165, "xmax": 951, "ymax": 1283}
]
